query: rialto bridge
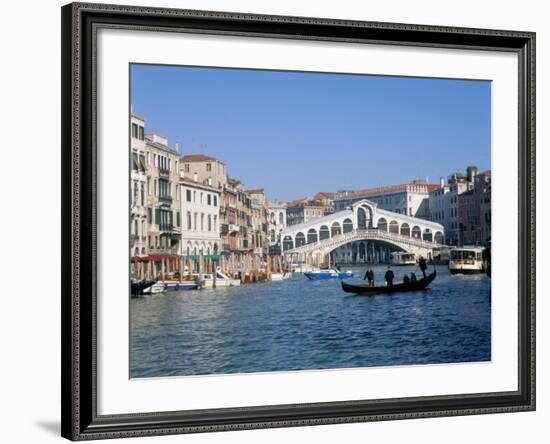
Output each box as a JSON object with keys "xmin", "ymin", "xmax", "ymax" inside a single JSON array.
[{"xmin": 279, "ymin": 199, "xmax": 445, "ymax": 262}]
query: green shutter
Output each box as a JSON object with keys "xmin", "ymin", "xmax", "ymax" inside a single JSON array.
[
  {"xmin": 148, "ymin": 208, "xmax": 152, "ymax": 223},
  {"xmin": 176, "ymin": 212, "xmax": 180, "ymax": 227},
  {"xmin": 155, "ymin": 208, "xmax": 160, "ymax": 225}
]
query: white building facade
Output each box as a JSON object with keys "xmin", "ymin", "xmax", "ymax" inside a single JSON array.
[
  {"xmin": 267, "ymin": 201, "xmax": 287, "ymax": 246},
  {"xmin": 179, "ymin": 178, "xmax": 222, "ymax": 257},
  {"xmin": 130, "ymin": 113, "xmax": 148, "ymax": 258}
]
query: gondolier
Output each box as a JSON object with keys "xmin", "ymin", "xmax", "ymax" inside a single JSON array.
[
  {"xmin": 418, "ymin": 256, "xmax": 428, "ymax": 278},
  {"xmin": 363, "ymin": 267, "xmax": 375, "ymax": 287},
  {"xmin": 384, "ymin": 267, "xmax": 395, "ymax": 286}
]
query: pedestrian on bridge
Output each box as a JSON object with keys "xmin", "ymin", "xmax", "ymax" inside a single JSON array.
[
  {"xmin": 385, "ymin": 267, "xmax": 395, "ymax": 286},
  {"xmin": 363, "ymin": 267, "xmax": 375, "ymax": 287}
]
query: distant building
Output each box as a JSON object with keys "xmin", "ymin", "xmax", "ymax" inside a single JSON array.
[
  {"xmin": 181, "ymin": 154, "xmax": 227, "ymax": 190},
  {"xmin": 458, "ymin": 170, "xmax": 491, "ymax": 245},
  {"xmin": 179, "ymin": 178, "xmax": 221, "ymax": 257},
  {"xmin": 267, "ymin": 201, "xmax": 287, "ymax": 248},
  {"xmin": 333, "ymin": 181, "xmax": 438, "ymax": 219},
  {"xmin": 145, "ymin": 133, "xmax": 182, "ymax": 256},
  {"xmin": 246, "ymin": 189, "xmax": 269, "ymax": 254},
  {"xmin": 429, "ymin": 166, "xmax": 481, "ymax": 245},
  {"xmin": 130, "ymin": 113, "xmax": 148, "ymax": 258},
  {"xmin": 286, "ymin": 192, "xmax": 335, "ymax": 226}
]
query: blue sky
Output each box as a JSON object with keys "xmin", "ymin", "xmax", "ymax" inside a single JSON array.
[{"xmin": 131, "ymin": 64, "xmax": 491, "ymax": 201}]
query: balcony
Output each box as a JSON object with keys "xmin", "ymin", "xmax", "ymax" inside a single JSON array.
[
  {"xmin": 229, "ymin": 224, "xmax": 239, "ymax": 234},
  {"xmin": 159, "ymin": 195, "xmax": 173, "ymax": 204},
  {"xmin": 158, "ymin": 167, "xmax": 170, "ymax": 177}
]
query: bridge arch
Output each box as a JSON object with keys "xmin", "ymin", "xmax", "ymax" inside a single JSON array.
[
  {"xmin": 389, "ymin": 220, "xmax": 399, "ymax": 234},
  {"xmin": 319, "ymin": 225, "xmax": 330, "ymax": 240},
  {"xmin": 412, "ymin": 225, "xmax": 421, "ymax": 239},
  {"xmin": 377, "ymin": 217, "xmax": 388, "ymax": 231},
  {"xmin": 356, "ymin": 205, "xmax": 374, "ymax": 229},
  {"xmin": 295, "ymin": 232, "xmax": 306, "ymax": 247},
  {"xmin": 423, "ymin": 228, "xmax": 433, "ymax": 242},
  {"xmin": 307, "ymin": 228, "xmax": 318, "ymax": 244},
  {"xmin": 343, "ymin": 218, "xmax": 353, "ymax": 233},
  {"xmin": 434, "ymin": 231, "xmax": 444, "ymax": 244},
  {"xmin": 400, "ymin": 222, "xmax": 410, "ymax": 237},
  {"xmin": 331, "ymin": 221, "xmax": 342, "ymax": 236},
  {"xmin": 282, "ymin": 235, "xmax": 294, "ymax": 251}
]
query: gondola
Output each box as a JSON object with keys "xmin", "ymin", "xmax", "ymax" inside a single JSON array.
[
  {"xmin": 131, "ymin": 279, "xmax": 157, "ymax": 296},
  {"xmin": 341, "ymin": 269, "xmax": 436, "ymax": 296}
]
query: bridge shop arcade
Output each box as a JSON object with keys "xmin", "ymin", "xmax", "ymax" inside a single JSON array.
[{"xmin": 279, "ymin": 199, "xmax": 445, "ymax": 266}]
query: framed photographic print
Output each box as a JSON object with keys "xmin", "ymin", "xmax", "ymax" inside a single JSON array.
[{"xmin": 61, "ymin": 2, "xmax": 536, "ymax": 440}]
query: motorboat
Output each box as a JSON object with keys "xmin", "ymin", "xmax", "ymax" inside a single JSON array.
[{"xmin": 304, "ymin": 268, "xmax": 353, "ymax": 280}]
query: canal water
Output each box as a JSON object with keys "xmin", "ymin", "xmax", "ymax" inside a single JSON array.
[{"xmin": 130, "ymin": 264, "xmax": 491, "ymax": 378}]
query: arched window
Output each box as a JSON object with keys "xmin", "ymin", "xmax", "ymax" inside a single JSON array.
[
  {"xmin": 295, "ymin": 232, "xmax": 306, "ymax": 247},
  {"xmin": 307, "ymin": 228, "xmax": 318, "ymax": 244},
  {"xmin": 434, "ymin": 231, "xmax": 444, "ymax": 244},
  {"xmin": 377, "ymin": 218, "xmax": 388, "ymax": 231},
  {"xmin": 331, "ymin": 222, "xmax": 342, "ymax": 237},
  {"xmin": 270, "ymin": 229, "xmax": 276, "ymax": 242},
  {"xmin": 319, "ymin": 225, "xmax": 330, "ymax": 240},
  {"xmin": 343, "ymin": 218, "xmax": 353, "ymax": 233},
  {"xmin": 400, "ymin": 223, "xmax": 410, "ymax": 237},
  {"xmin": 278, "ymin": 212, "xmax": 284, "ymax": 225},
  {"xmin": 412, "ymin": 226, "xmax": 421, "ymax": 239},
  {"xmin": 389, "ymin": 220, "xmax": 399, "ymax": 234}
]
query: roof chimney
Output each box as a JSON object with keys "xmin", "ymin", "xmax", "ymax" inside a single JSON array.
[{"xmin": 193, "ymin": 172, "xmax": 198, "ymax": 182}]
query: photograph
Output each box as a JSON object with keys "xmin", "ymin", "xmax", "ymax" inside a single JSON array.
[{"xmin": 129, "ymin": 64, "xmax": 492, "ymax": 379}]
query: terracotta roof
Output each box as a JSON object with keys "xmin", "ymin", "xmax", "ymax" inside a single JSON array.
[
  {"xmin": 336, "ymin": 182, "xmax": 439, "ymax": 199},
  {"xmin": 181, "ymin": 154, "xmax": 222, "ymax": 163}
]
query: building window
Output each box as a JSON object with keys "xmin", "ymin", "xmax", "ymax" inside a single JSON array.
[
  {"xmin": 187, "ymin": 212, "xmax": 192, "ymax": 230},
  {"xmin": 206, "ymin": 163, "xmax": 212, "ymax": 172},
  {"xmin": 176, "ymin": 212, "xmax": 180, "ymax": 227},
  {"xmin": 131, "ymin": 123, "xmax": 138, "ymax": 139},
  {"xmin": 184, "ymin": 164, "xmax": 190, "ymax": 173},
  {"xmin": 207, "ymin": 194, "xmax": 211, "ymax": 205},
  {"xmin": 201, "ymin": 213, "xmax": 204, "ymax": 231},
  {"xmin": 138, "ymin": 126, "xmax": 144, "ymax": 140},
  {"xmin": 208, "ymin": 215, "xmax": 212, "ymax": 231},
  {"xmin": 194, "ymin": 213, "xmax": 197, "ymax": 230},
  {"xmin": 213, "ymin": 195, "xmax": 217, "ymax": 206},
  {"xmin": 186, "ymin": 189, "xmax": 191, "ymax": 202}
]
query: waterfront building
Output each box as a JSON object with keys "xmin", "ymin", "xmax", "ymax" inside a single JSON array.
[
  {"xmin": 333, "ymin": 181, "xmax": 437, "ymax": 219},
  {"xmin": 179, "ymin": 177, "xmax": 221, "ymax": 257},
  {"xmin": 458, "ymin": 170, "xmax": 491, "ymax": 245},
  {"xmin": 220, "ymin": 178, "xmax": 253, "ymax": 254},
  {"xmin": 428, "ymin": 166, "xmax": 479, "ymax": 245},
  {"xmin": 480, "ymin": 177, "xmax": 491, "ymax": 245},
  {"xmin": 130, "ymin": 113, "xmax": 148, "ymax": 258},
  {"xmin": 246, "ymin": 189, "xmax": 269, "ymax": 254},
  {"xmin": 145, "ymin": 133, "xmax": 182, "ymax": 256}
]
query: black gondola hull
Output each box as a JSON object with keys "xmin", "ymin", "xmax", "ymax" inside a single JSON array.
[{"xmin": 341, "ymin": 270, "xmax": 436, "ymax": 295}]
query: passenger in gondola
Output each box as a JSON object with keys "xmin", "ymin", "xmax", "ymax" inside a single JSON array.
[
  {"xmin": 418, "ymin": 256, "xmax": 428, "ymax": 278},
  {"xmin": 410, "ymin": 272, "xmax": 417, "ymax": 282},
  {"xmin": 363, "ymin": 267, "xmax": 375, "ymax": 286},
  {"xmin": 385, "ymin": 267, "xmax": 395, "ymax": 286},
  {"xmin": 403, "ymin": 274, "xmax": 410, "ymax": 284}
]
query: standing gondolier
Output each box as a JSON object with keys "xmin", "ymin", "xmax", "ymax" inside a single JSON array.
[
  {"xmin": 418, "ymin": 256, "xmax": 428, "ymax": 278},
  {"xmin": 384, "ymin": 267, "xmax": 394, "ymax": 286},
  {"xmin": 363, "ymin": 267, "xmax": 375, "ymax": 287}
]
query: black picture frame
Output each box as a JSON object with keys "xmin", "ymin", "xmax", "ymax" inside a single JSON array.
[{"xmin": 61, "ymin": 2, "xmax": 536, "ymax": 440}]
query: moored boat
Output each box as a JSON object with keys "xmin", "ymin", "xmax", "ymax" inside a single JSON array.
[
  {"xmin": 390, "ymin": 252, "xmax": 416, "ymax": 266},
  {"xmin": 448, "ymin": 246, "xmax": 486, "ymax": 275},
  {"xmin": 270, "ymin": 272, "xmax": 291, "ymax": 281},
  {"xmin": 341, "ymin": 269, "xmax": 436, "ymax": 295},
  {"xmin": 304, "ymin": 268, "xmax": 353, "ymax": 280},
  {"xmin": 131, "ymin": 279, "xmax": 157, "ymax": 295}
]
